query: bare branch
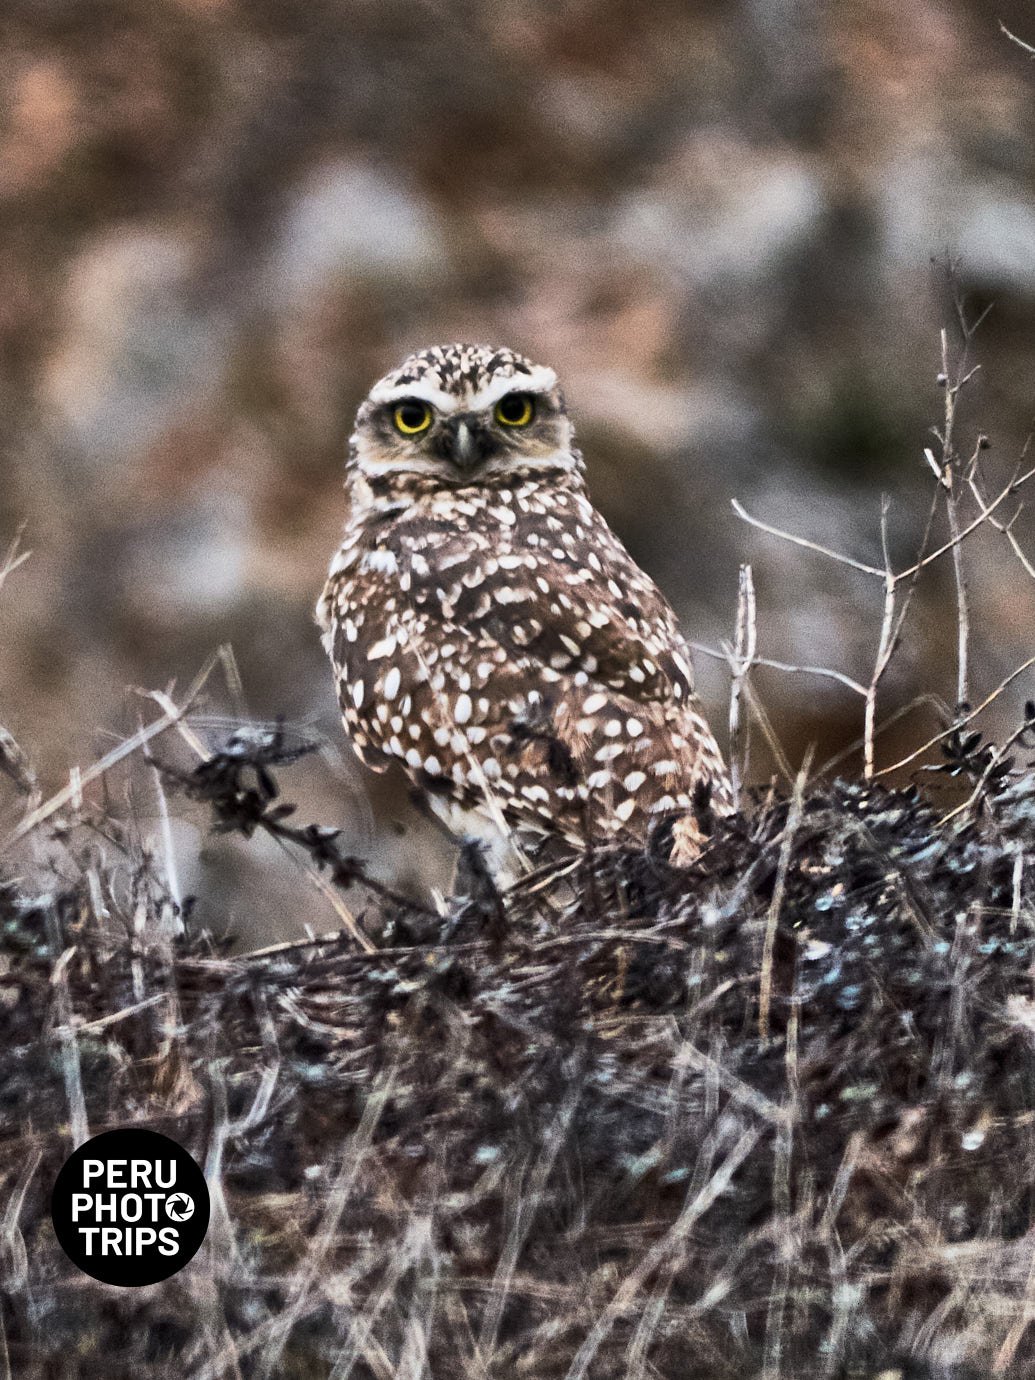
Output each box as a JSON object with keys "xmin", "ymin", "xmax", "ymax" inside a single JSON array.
[
  {"xmin": 965, "ymin": 465, "xmax": 1035, "ymax": 581},
  {"xmin": 0, "ymin": 525, "xmax": 30, "ymax": 596},
  {"xmin": 740, "ymin": 677, "xmax": 795, "ymax": 784},
  {"xmin": 923, "ymin": 447, "xmax": 949, "ymax": 488},
  {"xmin": 727, "ymin": 563, "xmax": 757, "ymax": 804},
  {"xmin": 863, "ymin": 496, "xmax": 898, "ymax": 779},
  {"xmin": 819, "ymin": 693, "xmax": 948, "ymax": 776},
  {"xmin": 690, "ymin": 643, "xmax": 867, "ymax": 697},
  {"xmin": 50, "ymin": 942, "xmax": 89, "ymax": 1150},
  {"xmin": 892, "ymin": 464, "xmax": 1035, "ymax": 583},
  {"xmin": 883, "ymin": 484, "xmax": 941, "ymax": 669},
  {"xmin": 760, "ymin": 753, "xmax": 810, "ymax": 1039},
  {"xmin": 1000, "ymin": 19, "xmax": 1035, "ymax": 58},
  {"xmin": 939, "ymin": 326, "xmax": 972, "ymax": 706},
  {"xmin": 731, "ymin": 499, "xmax": 884, "ymax": 578}
]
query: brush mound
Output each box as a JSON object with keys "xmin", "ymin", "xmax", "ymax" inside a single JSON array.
[{"xmin": 4, "ymin": 773, "xmax": 1035, "ymax": 1379}]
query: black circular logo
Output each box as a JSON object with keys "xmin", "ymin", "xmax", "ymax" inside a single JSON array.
[{"xmin": 50, "ymin": 1128, "xmax": 210, "ymax": 1286}]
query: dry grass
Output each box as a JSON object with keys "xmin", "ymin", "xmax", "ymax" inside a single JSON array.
[{"xmin": 4, "ymin": 721, "xmax": 1035, "ymax": 1378}]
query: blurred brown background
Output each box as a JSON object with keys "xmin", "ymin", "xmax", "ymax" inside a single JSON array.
[{"xmin": 2, "ymin": 0, "xmax": 1035, "ymax": 942}]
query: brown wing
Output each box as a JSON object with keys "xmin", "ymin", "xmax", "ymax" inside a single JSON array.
[
  {"xmin": 398, "ymin": 487, "xmax": 699, "ymax": 701},
  {"xmin": 322, "ymin": 482, "xmax": 730, "ymax": 847}
]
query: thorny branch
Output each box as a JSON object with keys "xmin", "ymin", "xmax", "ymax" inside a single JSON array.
[{"xmin": 151, "ymin": 721, "xmax": 442, "ymax": 950}]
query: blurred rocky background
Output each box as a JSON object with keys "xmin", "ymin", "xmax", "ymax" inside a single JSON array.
[{"xmin": 2, "ymin": 0, "xmax": 1035, "ymax": 944}]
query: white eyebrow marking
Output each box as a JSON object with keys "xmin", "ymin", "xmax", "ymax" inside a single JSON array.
[
  {"xmin": 368, "ymin": 364, "xmax": 557, "ymax": 416},
  {"xmin": 368, "ymin": 380, "xmax": 461, "ymax": 412},
  {"xmin": 467, "ymin": 365, "xmax": 557, "ymax": 411}
]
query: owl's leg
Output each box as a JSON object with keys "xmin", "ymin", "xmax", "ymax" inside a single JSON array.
[
  {"xmin": 421, "ymin": 792, "xmax": 526, "ymax": 893},
  {"xmin": 451, "ymin": 826, "xmax": 524, "ymax": 893}
]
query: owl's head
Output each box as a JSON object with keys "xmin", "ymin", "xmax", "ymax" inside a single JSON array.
[{"xmin": 348, "ymin": 343, "xmax": 582, "ymax": 499}]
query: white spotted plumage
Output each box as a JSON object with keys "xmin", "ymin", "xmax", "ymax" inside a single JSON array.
[{"xmin": 318, "ymin": 342, "xmax": 732, "ymax": 875}]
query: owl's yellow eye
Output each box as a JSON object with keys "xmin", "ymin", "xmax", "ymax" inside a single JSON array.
[
  {"xmin": 494, "ymin": 393, "xmax": 535, "ymax": 427},
  {"xmin": 392, "ymin": 400, "xmax": 433, "ymax": 435}
]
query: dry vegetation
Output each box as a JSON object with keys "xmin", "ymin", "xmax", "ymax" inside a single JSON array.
[
  {"xmin": 5, "ymin": 740, "xmax": 1035, "ymax": 1378},
  {"xmin": 6, "ymin": 312, "xmax": 1035, "ymax": 1379}
]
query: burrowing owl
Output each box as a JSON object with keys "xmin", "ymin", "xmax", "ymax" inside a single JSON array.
[{"xmin": 317, "ymin": 343, "xmax": 732, "ymax": 878}]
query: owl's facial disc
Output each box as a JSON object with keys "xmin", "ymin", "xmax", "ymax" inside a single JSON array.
[{"xmin": 350, "ymin": 344, "xmax": 584, "ymax": 492}]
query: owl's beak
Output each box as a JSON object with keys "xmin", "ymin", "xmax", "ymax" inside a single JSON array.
[
  {"xmin": 440, "ymin": 414, "xmax": 496, "ymax": 470},
  {"xmin": 452, "ymin": 420, "xmax": 477, "ymax": 468}
]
